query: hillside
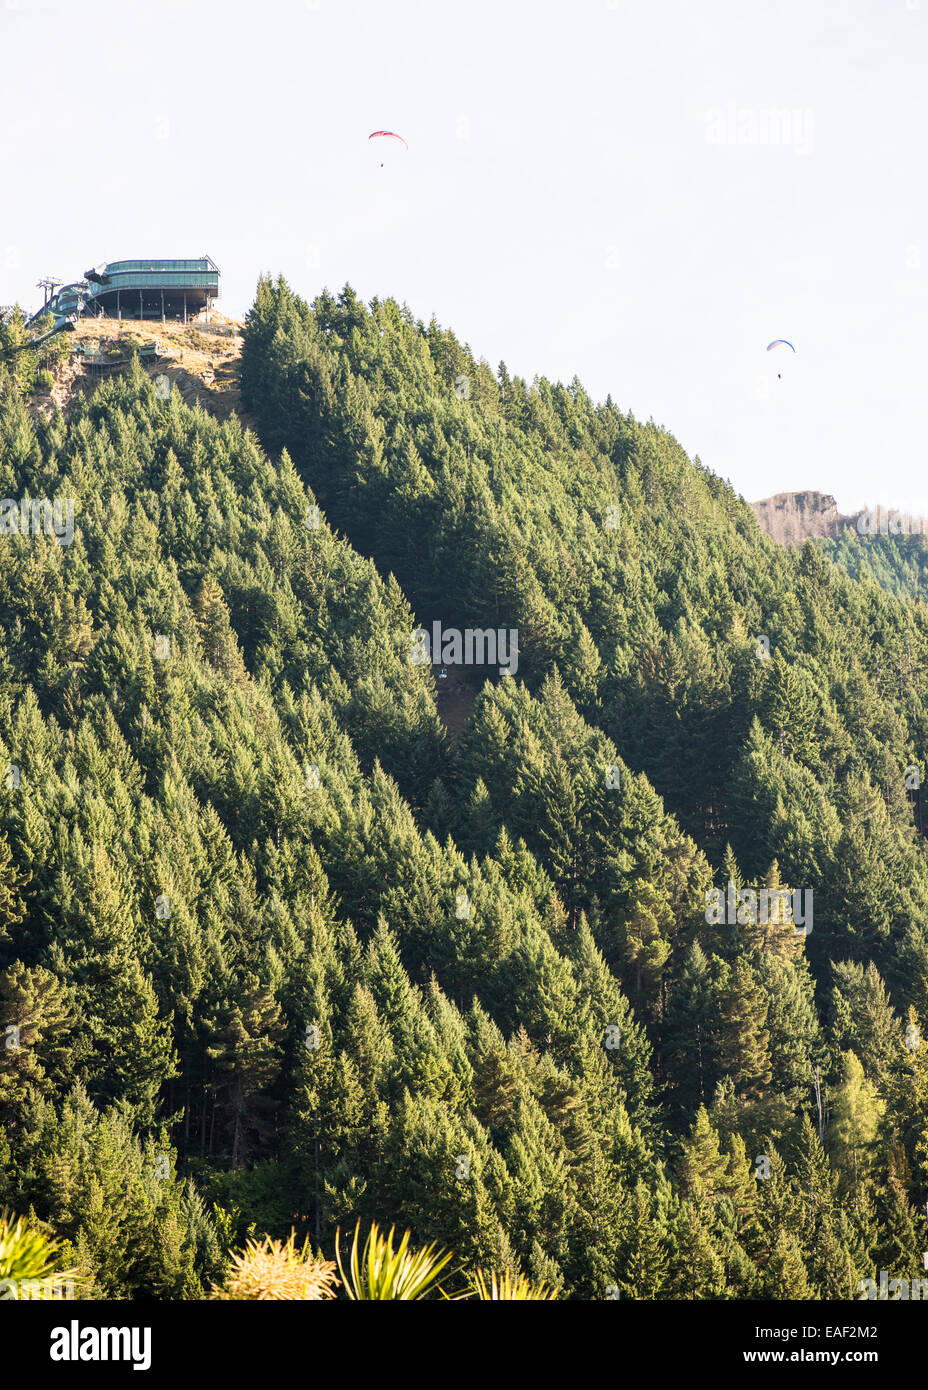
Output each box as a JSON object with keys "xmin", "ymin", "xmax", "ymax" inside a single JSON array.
[
  {"xmin": 0, "ymin": 278, "xmax": 927, "ymax": 1303},
  {"xmin": 753, "ymin": 490, "xmax": 928, "ymax": 603}
]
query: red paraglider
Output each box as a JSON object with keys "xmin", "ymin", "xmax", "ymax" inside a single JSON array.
[
  {"xmin": 369, "ymin": 130, "xmax": 408, "ymax": 150},
  {"xmin": 369, "ymin": 130, "xmax": 408, "ymax": 166}
]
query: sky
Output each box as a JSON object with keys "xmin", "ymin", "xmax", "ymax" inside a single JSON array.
[{"xmin": 1, "ymin": 0, "xmax": 926, "ymax": 514}]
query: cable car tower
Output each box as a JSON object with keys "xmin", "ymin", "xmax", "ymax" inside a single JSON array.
[{"xmin": 37, "ymin": 276, "xmax": 62, "ymax": 307}]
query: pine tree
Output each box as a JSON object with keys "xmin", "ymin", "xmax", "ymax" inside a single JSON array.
[
  {"xmin": 0, "ymin": 962, "xmax": 72, "ymax": 1111},
  {"xmin": 664, "ymin": 941, "xmax": 718, "ymax": 1112},
  {"xmin": 761, "ymin": 655, "xmax": 821, "ymax": 768},
  {"xmin": 763, "ymin": 1228, "xmax": 813, "ymax": 1299},
  {"xmin": 717, "ymin": 958, "xmax": 772, "ymax": 1107},
  {"xmin": 669, "ymin": 1200, "xmax": 728, "ymax": 1298},
  {"xmin": 617, "ymin": 1180, "xmax": 670, "ymax": 1297},
  {"xmin": 43, "ymin": 843, "xmax": 176, "ymax": 1125},
  {"xmin": 829, "ymin": 1051, "xmax": 883, "ymax": 1197},
  {"xmin": 205, "ymin": 980, "xmax": 284, "ymax": 1167}
]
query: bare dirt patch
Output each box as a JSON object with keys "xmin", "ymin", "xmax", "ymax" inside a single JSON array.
[{"xmin": 29, "ymin": 311, "xmax": 252, "ymax": 428}]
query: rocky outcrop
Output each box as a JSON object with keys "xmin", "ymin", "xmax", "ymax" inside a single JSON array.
[{"xmin": 751, "ymin": 491, "xmax": 857, "ymax": 547}]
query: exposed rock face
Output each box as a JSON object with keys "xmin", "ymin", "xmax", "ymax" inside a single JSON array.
[
  {"xmin": 751, "ymin": 491, "xmax": 857, "ymax": 547},
  {"xmin": 26, "ymin": 313, "xmax": 247, "ymax": 427}
]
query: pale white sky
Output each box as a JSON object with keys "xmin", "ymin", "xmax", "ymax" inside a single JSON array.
[{"xmin": 2, "ymin": 0, "xmax": 925, "ymax": 513}]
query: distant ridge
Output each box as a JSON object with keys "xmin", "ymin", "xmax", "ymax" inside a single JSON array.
[
  {"xmin": 751, "ymin": 490, "xmax": 856, "ymax": 547},
  {"xmin": 753, "ymin": 491, "xmax": 928, "ymax": 547}
]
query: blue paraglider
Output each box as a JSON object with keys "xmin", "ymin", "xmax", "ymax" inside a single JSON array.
[{"xmin": 767, "ymin": 339, "xmax": 796, "ymax": 379}]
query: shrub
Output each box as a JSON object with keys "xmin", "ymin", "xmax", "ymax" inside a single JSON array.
[
  {"xmin": 208, "ymin": 1232, "xmax": 338, "ymax": 1301},
  {"xmin": 0, "ymin": 1210, "xmax": 81, "ymax": 1301}
]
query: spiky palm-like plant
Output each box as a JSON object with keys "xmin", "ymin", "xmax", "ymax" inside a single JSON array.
[
  {"xmin": 335, "ymin": 1220, "xmax": 453, "ymax": 1300},
  {"xmin": 470, "ymin": 1268, "xmax": 558, "ymax": 1300},
  {"xmin": 210, "ymin": 1232, "xmax": 338, "ymax": 1300},
  {"xmin": 0, "ymin": 1210, "xmax": 79, "ymax": 1301}
]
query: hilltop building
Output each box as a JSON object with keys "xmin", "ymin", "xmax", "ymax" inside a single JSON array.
[{"xmin": 35, "ymin": 257, "xmax": 220, "ymax": 327}]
